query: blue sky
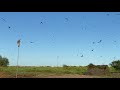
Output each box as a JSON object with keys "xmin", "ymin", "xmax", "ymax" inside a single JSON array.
[{"xmin": 0, "ymin": 12, "xmax": 120, "ymax": 66}]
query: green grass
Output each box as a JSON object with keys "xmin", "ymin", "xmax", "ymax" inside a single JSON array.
[
  {"xmin": 0, "ymin": 66, "xmax": 88, "ymax": 77},
  {"xmin": 0, "ymin": 66, "xmax": 120, "ymax": 78},
  {"xmin": 0, "ymin": 66, "xmax": 87, "ymax": 74}
]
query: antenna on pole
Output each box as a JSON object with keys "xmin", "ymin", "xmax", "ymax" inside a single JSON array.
[{"xmin": 16, "ymin": 39, "xmax": 21, "ymax": 78}]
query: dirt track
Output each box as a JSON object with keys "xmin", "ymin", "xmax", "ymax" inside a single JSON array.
[
  {"xmin": 44, "ymin": 74, "xmax": 100, "ymax": 78},
  {"xmin": 0, "ymin": 72, "xmax": 100, "ymax": 78}
]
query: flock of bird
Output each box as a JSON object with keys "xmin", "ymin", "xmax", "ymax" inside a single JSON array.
[
  {"xmin": 0, "ymin": 16, "xmax": 70, "ymax": 47},
  {"xmin": 0, "ymin": 17, "xmax": 36, "ymax": 46},
  {"xmin": 0, "ymin": 13, "xmax": 120, "ymax": 61}
]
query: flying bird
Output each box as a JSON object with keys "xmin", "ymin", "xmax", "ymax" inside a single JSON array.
[
  {"xmin": 8, "ymin": 26, "xmax": 11, "ymax": 29},
  {"xmin": 30, "ymin": 42, "xmax": 34, "ymax": 43},
  {"xmin": 99, "ymin": 40, "xmax": 102, "ymax": 42},
  {"xmin": 40, "ymin": 22, "xmax": 43, "ymax": 24},
  {"xmin": 93, "ymin": 42, "xmax": 95, "ymax": 44},
  {"xmin": 65, "ymin": 18, "xmax": 69, "ymax": 22},
  {"xmin": 81, "ymin": 55, "xmax": 83, "ymax": 57},
  {"xmin": 98, "ymin": 40, "xmax": 102, "ymax": 43},
  {"xmin": 91, "ymin": 49, "xmax": 94, "ymax": 51},
  {"xmin": 65, "ymin": 18, "xmax": 68, "ymax": 20}
]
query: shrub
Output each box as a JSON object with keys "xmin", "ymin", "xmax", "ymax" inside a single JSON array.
[
  {"xmin": 85, "ymin": 63, "xmax": 109, "ymax": 75},
  {"xmin": 110, "ymin": 60, "xmax": 120, "ymax": 71},
  {"xmin": 88, "ymin": 63, "xmax": 95, "ymax": 68},
  {"xmin": 63, "ymin": 64, "xmax": 68, "ymax": 68},
  {"xmin": 0, "ymin": 55, "xmax": 9, "ymax": 67}
]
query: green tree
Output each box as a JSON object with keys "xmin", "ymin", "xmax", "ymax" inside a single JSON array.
[
  {"xmin": 0, "ymin": 55, "xmax": 9, "ymax": 67},
  {"xmin": 110, "ymin": 60, "xmax": 120, "ymax": 71},
  {"xmin": 63, "ymin": 64, "xmax": 68, "ymax": 68},
  {"xmin": 88, "ymin": 63, "xmax": 95, "ymax": 68}
]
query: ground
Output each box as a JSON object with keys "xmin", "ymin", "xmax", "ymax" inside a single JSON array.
[{"xmin": 0, "ymin": 72, "xmax": 100, "ymax": 78}]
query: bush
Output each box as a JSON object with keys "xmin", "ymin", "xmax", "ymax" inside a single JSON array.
[
  {"xmin": 0, "ymin": 55, "xmax": 9, "ymax": 67},
  {"xmin": 63, "ymin": 64, "xmax": 68, "ymax": 68},
  {"xmin": 110, "ymin": 60, "xmax": 120, "ymax": 71},
  {"xmin": 88, "ymin": 63, "xmax": 95, "ymax": 68},
  {"xmin": 85, "ymin": 63, "xmax": 109, "ymax": 75}
]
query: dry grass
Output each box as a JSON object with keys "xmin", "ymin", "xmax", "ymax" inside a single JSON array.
[{"xmin": 0, "ymin": 66, "xmax": 120, "ymax": 78}]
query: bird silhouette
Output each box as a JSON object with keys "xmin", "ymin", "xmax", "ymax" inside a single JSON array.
[
  {"xmin": 98, "ymin": 40, "xmax": 102, "ymax": 43},
  {"xmin": 40, "ymin": 22, "xmax": 43, "ymax": 24},
  {"xmin": 8, "ymin": 26, "xmax": 11, "ymax": 29},
  {"xmin": 65, "ymin": 18, "xmax": 68, "ymax": 20},
  {"xmin": 65, "ymin": 18, "xmax": 69, "ymax": 22},
  {"xmin": 30, "ymin": 42, "xmax": 34, "ymax": 43},
  {"xmin": 81, "ymin": 55, "xmax": 83, "ymax": 57},
  {"xmin": 93, "ymin": 42, "xmax": 95, "ymax": 44},
  {"xmin": 91, "ymin": 49, "xmax": 94, "ymax": 51}
]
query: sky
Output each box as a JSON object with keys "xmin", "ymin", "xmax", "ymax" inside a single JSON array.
[{"xmin": 0, "ymin": 12, "xmax": 120, "ymax": 66}]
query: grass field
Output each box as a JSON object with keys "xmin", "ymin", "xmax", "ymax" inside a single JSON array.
[{"xmin": 0, "ymin": 66, "xmax": 120, "ymax": 78}]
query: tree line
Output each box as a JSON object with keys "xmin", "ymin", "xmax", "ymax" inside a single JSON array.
[{"xmin": 0, "ymin": 54, "xmax": 120, "ymax": 71}]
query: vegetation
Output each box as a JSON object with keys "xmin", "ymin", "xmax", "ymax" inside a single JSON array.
[
  {"xmin": 0, "ymin": 66, "xmax": 88, "ymax": 78},
  {"xmin": 0, "ymin": 55, "xmax": 9, "ymax": 67},
  {"xmin": 63, "ymin": 64, "xmax": 69, "ymax": 68},
  {"xmin": 109, "ymin": 60, "xmax": 120, "ymax": 71},
  {"xmin": 88, "ymin": 63, "xmax": 95, "ymax": 68},
  {"xmin": 86, "ymin": 63, "xmax": 110, "ymax": 75},
  {"xmin": 0, "ymin": 65, "xmax": 120, "ymax": 78},
  {"xmin": 0, "ymin": 57, "xmax": 120, "ymax": 78}
]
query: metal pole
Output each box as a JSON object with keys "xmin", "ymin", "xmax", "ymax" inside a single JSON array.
[
  {"xmin": 16, "ymin": 46, "xmax": 19, "ymax": 78},
  {"xmin": 57, "ymin": 56, "xmax": 59, "ymax": 67}
]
